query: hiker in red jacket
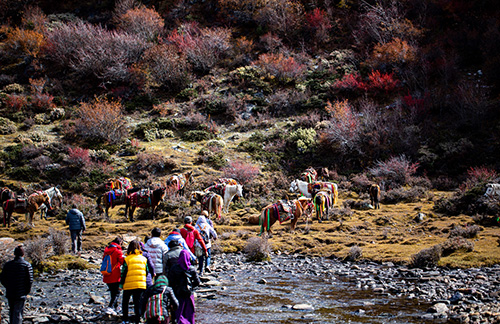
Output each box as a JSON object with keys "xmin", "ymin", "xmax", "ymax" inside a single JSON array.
[
  {"xmin": 102, "ymin": 237, "xmax": 125, "ymax": 316},
  {"xmin": 180, "ymin": 216, "xmax": 208, "ymax": 258}
]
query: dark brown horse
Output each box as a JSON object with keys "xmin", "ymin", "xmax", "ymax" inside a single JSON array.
[
  {"xmin": 165, "ymin": 171, "xmax": 193, "ymax": 196},
  {"xmin": 369, "ymin": 184, "xmax": 381, "ymax": 209},
  {"xmin": 190, "ymin": 191, "xmax": 223, "ymax": 220},
  {"xmin": 3, "ymin": 192, "xmax": 51, "ymax": 227},
  {"xmin": 0, "ymin": 187, "xmax": 15, "ymax": 206},
  {"xmin": 313, "ymin": 190, "xmax": 335, "ymax": 223},
  {"xmin": 260, "ymin": 198, "xmax": 312, "ymax": 236},
  {"xmin": 96, "ymin": 190, "xmax": 128, "ymax": 218},
  {"xmin": 125, "ymin": 188, "xmax": 166, "ymax": 221}
]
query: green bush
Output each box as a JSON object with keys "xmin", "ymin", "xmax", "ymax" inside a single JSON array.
[
  {"xmin": 289, "ymin": 128, "xmax": 317, "ymax": 154},
  {"xmin": 6, "ymin": 166, "xmax": 39, "ymax": 181},
  {"xmin": 0, "ymin": 116, "xmax": 17, "ymax": 134},
  {"xmin": 183, "ymin": 130, "xmax": 214, "ymax": 142}
]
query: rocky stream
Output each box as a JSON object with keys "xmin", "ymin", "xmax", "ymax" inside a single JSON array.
[{"xmin": 1, "ymin": 252, "xmax": 499, "ymax": 324}]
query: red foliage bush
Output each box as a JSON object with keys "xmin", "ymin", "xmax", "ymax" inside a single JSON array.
[
  {"xmin": 222, "ymin": 160, "xmax": 260, "ymax": 186},
  {"xmin": 72, "ymin": 98, "xmax": 128, "ymax": 144},
  {"xmin": 460, "ymin": 166, "xmax": 498, "ymax": 192},
  {"xmin": 167, "ymin": 23, "xmax": 232, "ymax": 73},
  {"xmin": 5, "ymin": 94, "xmax": 28, "ymax": 111},
  {"xmin": 252, "ymin": 53, "xmax": 306, "ymax": 83},
  {"xmin": 331, "ymin": 73, "xmax": 366, "ymax": 92},
  {"xmin": 366, "ymin": 70, "xmax": 400, "ymax": 93},
  {"xmin": 67, "ymin": 147, "xmax": 92, "ymax": 167},
  {"xmin": 305, "ymin": 8, "xmax": 332, "ymax": 44},
  {"xmin": 30, "ymin": 93, "xmax": 56, "ymax": 112}
]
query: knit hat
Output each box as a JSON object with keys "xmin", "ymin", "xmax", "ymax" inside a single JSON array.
[
  {"xmin": 154, "ymin": 275, "xmax": 168, "ymax": 287},
  {"xmin": 184, "ymin": 216, "xmax": 193, "ymax": 224}
]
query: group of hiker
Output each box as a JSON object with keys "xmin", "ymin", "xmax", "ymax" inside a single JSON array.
[{"xmin": 101, "ymin": 211, "xmax": 218, "ymax": 324}]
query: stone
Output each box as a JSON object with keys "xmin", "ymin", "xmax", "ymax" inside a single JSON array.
[
  {"xmin": 292, "ymin": 304, "xmax": 314, "ymax": 311},
  {"xmin": 428, "ymin": 303, "xmax": 449, "ymax": 314},
  {"xmin": 257, "ymin": 279, "xmax": 267, "ymax": 284},
  {"xmin": 88, "ymin": 293, "xmax": 105, "ymax": 304}
]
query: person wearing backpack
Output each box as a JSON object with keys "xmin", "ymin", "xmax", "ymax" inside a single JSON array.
[
  {"xmin": 180, "ymin": 216, "xmax": 207, "ymax": 259},
  {"xmin": 144, "ymin": 228, "xmax": 168, "ymax": 277},
  {"xmin": 120, "ymin": 240, "xmax": 153, "ymax": 324},
  {"xmin": 168, "ymin": 250, "xmax": 200, "ymax": 324},
  {"xmin": 194, "ymin": 215, "xmax": 217, "ymax": 275},
  {"xmin": 164, "ymin": 229, "xmax": 196, "ymax": 262},
  {"xmin": 102, "ymin": 237, "xmax": 125, "ymax": 316},
  {"xmin": 140, "ymin": 275, "xmax": 178, "ymax": 324}
]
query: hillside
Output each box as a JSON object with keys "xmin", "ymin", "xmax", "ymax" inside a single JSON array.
[{"xmin": 0, "ymin": 0, "xmax": 500, "ymax": 269}]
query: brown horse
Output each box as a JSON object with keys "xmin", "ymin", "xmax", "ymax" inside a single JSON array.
[
  {"xmin": 3, "ymin": 192, "xmax": 51, "ymax": 227},
  {"xmin": 165, "ymin": 171, "xmax": 193, "ymax": 196},
  {"xmin": 313, "ymin": 190, "xmax": 335, "ymax": 222},
  {"xmin": 369, "ymin": 184, "xmax": 381, "ymax": 209},
  {"xmin": 260, "ymin": 198, "xmax": 312, "ymax": 236},
  {"xmin": 190, "ymin": 191, "xmax": 223, "ymax": 220},
  {"xmin": 300, "ymin": 167, "xmax": 318, "ymax": 183},
  {"xmin": 96, "ymin": 190, "xmax": 128, "ymax": 218},
  {"xmin": 125, "ymin": 188, "xmax": 166, "ymax": 221},
  {"xmin": 0, "ymin": 187, "xmax": 15, "ymax": 206}
]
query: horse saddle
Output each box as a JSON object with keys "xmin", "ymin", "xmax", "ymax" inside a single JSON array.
[
  {"xmin": 216, "ymin": 178, "xmax": 237, "ymax": 186},
  {"xmin": 118, "ymin": 177, "xmax": 132, "ymax": 190},
  {"xmin": 275, "ymin": 200, "xmax": 296, "ymax": 223},
  {"xmin": 14, "ymin": 198, "xmax": 27, "ymax": 209},
  {"xmin": 205, "ymin": 184, "xmax": 224, "ymax": 196},
  {"xmin": 201, "ymin": 192, "xmax": 216, "ymax": 207}
]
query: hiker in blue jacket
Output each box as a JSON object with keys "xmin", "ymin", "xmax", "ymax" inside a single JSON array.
[{"xmin": 66, "ymin": 204, "xmax": 86, "ymax": 254}]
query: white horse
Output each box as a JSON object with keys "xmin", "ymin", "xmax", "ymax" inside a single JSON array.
[
  {"xmin": 40, "ymin": 186, "xmax": 63, "ymax": 219},
  {"xmin": 289, "ymin": 179, "xmax": 338, "ymax": 198},
  {"xmin": 485, "ymin": 183, "xmax": 500, "ymax": 198},
  {"xmin": 222, "ymin": 184, "xmax": 243, "ymax": 213}
]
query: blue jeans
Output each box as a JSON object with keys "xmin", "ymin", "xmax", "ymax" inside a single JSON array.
[{"xmin": 198, "ymin": 247, "xmax": 211, "ymax": 273}]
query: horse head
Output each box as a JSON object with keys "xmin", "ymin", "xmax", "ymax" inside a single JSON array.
[
  {"xmin": 190, "ymin": 191, "xmax": 203, "ymax": 206},
  {"xmin": 42, "ymin": 192, "xmax": 52, "ymax": 209},
  {"xmin": 289, "ymin": 180, "xmax": 298, "ymax": 193},
  {"xmin": 236, "ymin": 184, "xmax": 243, "ymax": 197}
]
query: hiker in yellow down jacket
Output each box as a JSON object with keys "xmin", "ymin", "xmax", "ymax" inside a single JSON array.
[{"xmin": 120, "ymin": 240, "xmax": 153, "ymax": 324}]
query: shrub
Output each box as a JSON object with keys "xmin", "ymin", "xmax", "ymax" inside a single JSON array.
[
  {"xmin": 116, "ymin": 7, "xmax": 164, "ymax": 42},
  {"xmin": 182, "ymin": 130, "xmax": 214, "ymax": 142},
  {"xmin": 24, "ymin": 236, "xmax": 49, "ymax": 268},
  {"xmin": 350, "ymin": 173, "xmax": 372, "ymax": 193},
  {"xmin": 30, "ymin": 155, "xmax": 53, "ymax": 172},
  {"xmin": 0, "ymin": 117, "xmax": 17, "ymax": 134},
  {"xmin": 432, "ymin": 176, "xmax": 458, "ymax": 191},
  {"xmin": 461, "ymin": 166, "xmax": 498, "ymax": 192},
  {"xmin": 254, "ymin": 0, "xmax": 304, "ymax": 40},
  {"xmin": 197, "ymin": 146, "xmax": 227, "ymax": 169},
  {"xmin": 48, "ymin": 228, "xmax": 69, "ymax": 255},
  {"xmin": 319, "ymin": 100, "xmax": 361, "ymax": 154},
  {"xmin": 371, "ymin": 38, "xmax": 417, "ymax": 66},
  {"xmin": 440, "ymin": 237, "xmax": 474, "ymax": 257},
  {"xmin": 130, "ymin": 152, "xmax": 177, "ymax": 177},
  {"xmin": 66, "ymin": 147, "xmax": 92, "ymax": 168},
  {"xmin": 331, "ymin": 73, "xmax": 366, "ymax": 92},
  {"xmin": 382, "ymin": 186, "xmax": 427, "ymax": 204},
  {"xmin": 1, "ymin": 26, "xmax": 45, "ymax": 59},
  {"xmin": 252, "ymin": 53, "xmax": 307, "ymax": 84},
  {"xmin": 45, "ymin": 20, "xmax": 148, "ymax": 82},
  {"xmin": 72, "ymin": 98, "xmax": 128, "ymax": 144},
  {"xmin": 167, "ymin": 23, "xmax": 232, "ymax": 73},
  {"xmin": 243, "ymin": 236, "xmax": 271, "ymax": 262},
  {"xmin": 289, "ymin": 127, "xmax": 317, "ymax": 154},
  {"xmin": 143, "ymin": 44, "xmax": 190, "ymax": 90},
  {"xmin": 369, "ymin": 155, "xmax": 419, "ymax": 188},
  {"xmin": 305, "ymin": 8, "xmax": 332, "ymax": 45},
  {"xmin": 449, "ymin": 225, "xmax": 481, "ymax": 239},
  {"xmin": 221, "ymin": 160, "xmax": 260, "ymax": 186},
  {"xmin": 4, "ymin": 94, "xmax": 28, "ymax": 112},
  {"xmin": 366, "ymin": 70, "xmax": 400, "ymax": 93},
  {"xmin": 346, "ymin": 245, "xmax": 362, "ymax": 261},
  {"xmin": 409, "ymin": 245, "xmax": 442, "ymax": 268}
]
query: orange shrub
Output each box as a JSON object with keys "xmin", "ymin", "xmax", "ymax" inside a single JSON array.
[
  {"xmin": 1, "ymin": 27, "xmax": 45, "ymax": 58},
  {"xmin": 116, "ymin": 7, "xmax": 164, "ymax": 41},
  {"xmin": 73, "ymin": 98, "xmax": 128, "ymax": 144},
  {"xmin": 371, "ymin": 38, "xmax": 417, "ymax": 65}
]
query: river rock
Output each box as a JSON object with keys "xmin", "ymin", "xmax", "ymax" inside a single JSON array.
[
  {"xmin": 257, "ymin": 279, "xmax": 267, "ymax": 284},
  {"xmin": 428, "ymin": 302, "xmax": 449, "ymax": 314},
  {"xmin": 292, "ymin": 304, "xmax": 314, "ymax": 311}
]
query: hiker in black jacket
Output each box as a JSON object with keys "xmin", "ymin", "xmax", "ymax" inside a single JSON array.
[{"xmin": 1, "ymin": 246, "xmax": 34, "ymax": 324}]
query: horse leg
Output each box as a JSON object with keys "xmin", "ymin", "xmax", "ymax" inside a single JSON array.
[{"xmin": 129, "ymin": 207, "xmax": 135, "ymax": 222}]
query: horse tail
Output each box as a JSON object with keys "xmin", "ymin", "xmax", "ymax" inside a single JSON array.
[{"xmin": 259, "ymin": 207, "xmax": 267, "ymax": 235}]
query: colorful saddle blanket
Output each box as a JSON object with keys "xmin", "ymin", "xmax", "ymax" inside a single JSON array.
[
  {"xmin": 205, "ymin": 183, "xmax": 225, "ymax": 197},
  {"xmin": 107, "ymin": 189, "xmax": 126, "ymax": 207},
  {"xmin": 129, "ymin": 189, "xmax": 151, "ymax": 207},
  {"xmin": 214, "ymin": 178, "xmax": 238, "ymax": 186},
  {"xmin": 301, "ymin": 168, "xmax": 317, "ymax": 183},
  {"xmin": 201, "ymin": 192, "xmax": 217, "ymax": 210},
  {"xmin": 272, "ymin": 200, "xmax": 296, "ymax": 224},
  {"xmin": 308, "ymin": 182, "xmax": 335, "ymax": 195},
  {"xmin": 118, "ymin": 177, "xmax": 133, "ymax": 190}
]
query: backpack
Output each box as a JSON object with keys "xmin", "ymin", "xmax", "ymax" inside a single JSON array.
[
  {"xmin": 199, "ymin": 225, "xmax": 209, "ymax": 244},
  {"xmin": 145, "ymin": 287, "xmax": 167, "ymax": 320},
  {"xmin": 100, "ymin": 254, "xmax": 113, "ymax": 276},
  {"xmin": 183, "ymin": 228, "xmax": 195, "ymax": 249}
]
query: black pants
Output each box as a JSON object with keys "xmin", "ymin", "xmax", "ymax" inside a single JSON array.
[
  {"xmin": 8, "ymin": 298, "xmax": 26, "ymax": 324},
  {"xmin": 122, "ymin": 288, "xmax": 145, "ymax": 323},
  {"xmin": 107, "ymin": 282, "xmax": 120, "ymax": 309}
]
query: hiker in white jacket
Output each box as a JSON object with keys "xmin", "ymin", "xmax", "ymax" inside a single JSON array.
[
  {"xmin": 195, "ymin": 213, "xmax": 217, "ymax": 275},
  {"xmin": 144, "ymin": 227, "xmax": 168, "ymax": 276}
]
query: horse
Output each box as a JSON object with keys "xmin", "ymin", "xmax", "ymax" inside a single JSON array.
[
  {"xmin": 290, "ymin": 179, "xmax": 338, "ymax": 200},
  {"xmin": 125, "ymin": 188, "xmax": 166, "ymax": 221},
  {"xmin": 96, "ymin": 189, "xmax": 128, "ymax": 218},
  {"xmin": 485, "ymin": 183, "xmax": 500, "ymax": 199},
  {"xmin": 213, "ymin": 178, "xmax": 238, "ymax": 186},
  {"xmin": 3, "ymin": 192, "xmax": 51, "ymax": 227},
  {"xmin": 300, "ymin": 167, "xmax": 318, "ymax": 183},
  {"xmin": 105, "ymin": 177, "xmax": 133, "ymax": 191},
  {"xmin": 318, "ymin": 167, "xmax": 330, "ymax": 180},
  {"xmin": 190, "ymin": 191, "xmax": 223, "ymax": 220},
  {"xmin": 165, "ymin": 171, "xmax": 193, "ymax": 196},
  {"xmin": 205, "ymin": 183, "xmax": 243, "ymax": 213},
  {"xmin": 313, "ymin": 190, "xmax": 335, "ymax": 222},
  {"xmin": 369, "ymin": 184, "xmax": 381, "ymax": 209},
  {"xmin": 259, "ymin": 197, "xmax": 312, "ymax": 236},
  {"xmin": 39, "ymin": 186, "xmax": 63, "ymax": 219},
  {"xmin": 1, "ymin": 188, "xmax": 15, "ymax": 210}
]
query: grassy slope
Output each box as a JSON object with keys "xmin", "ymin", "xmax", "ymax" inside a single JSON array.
[{"xmin": 1, "ymin": 121, "xmax": 499, "ymax": 269}]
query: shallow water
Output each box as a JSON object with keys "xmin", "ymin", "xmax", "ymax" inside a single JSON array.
[{"xmin": 197, "ymin": 256, "xmax": 449, "ymax": 324}]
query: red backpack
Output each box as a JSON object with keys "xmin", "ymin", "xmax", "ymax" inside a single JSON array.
[{"xmin": 182, "ymin": 228, "xmax": 195, "ymax": 249}]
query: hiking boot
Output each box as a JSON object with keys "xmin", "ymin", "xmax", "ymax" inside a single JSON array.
[{"xmin": 205, "ymin": 267, "xmax": 212, "ymax": 273}]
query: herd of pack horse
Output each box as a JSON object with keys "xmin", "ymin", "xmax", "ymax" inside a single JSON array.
[{"xmin": 1, "ymin": 167, "xmax": 381, "ymax": 234}]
